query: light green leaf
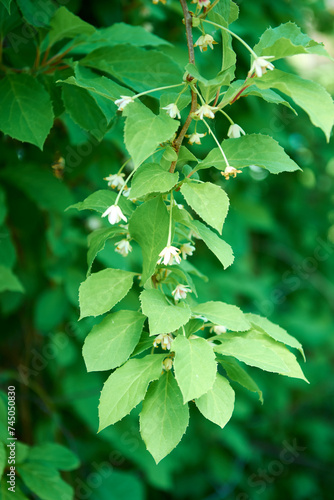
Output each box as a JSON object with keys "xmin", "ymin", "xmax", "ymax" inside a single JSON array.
[
  {"xmin": 242, "ymin": 85, "xmax": 297, "ymax": 112},
  {"xmin": 48, "ymin": 6, "xmax": 95, "ymax": 47},
  {"xmin": 214, "ymin": 328, "xmax": 308, "ymax": 381},
  {"xmin": 140, "ymin": 371, "xmax": 189, "ymax": 463},
  {"xmin": 98, "ymin": 354, "xmax": 165, "ymax": 431},
  {"xmin": 131, "ymin": 331, "xmax": 153, "ymax": 357},
  {"xmin": 192, "ymin": 301, "xmax": 250, "ymax": 332},
  {"xmin": 130, "ymin": 163, "xmax": 179, "ymax": 199},
  {"xmin": 219, "ymin": 356, "xmax": 263, "ymax": 403},
  {"xmin": 254, "ymin": 70, "xmax": 334, "ymax": 141},
  {"xmin": 191, "ymin": 220, "xmax": 234, "ymax": 269},
  {"xmin": 129, "ymin": 196, "xmax": 169, "ymax": 283},
  {"xmin": 140, "ymin": 289, "xmax": 191, "ymax": 335},
  {"xmin": 87, "ymin": 227, "xmax": 125, "ymax": 274},
  {"xmin": 0, "ymin": 74, "xmax": 54, "ymax": 149},
  {"xmin": 181, "ymin": 182, "xmax": 229, "ymax": 234},
  {"xmin": 0, "ymin": 265, "xmax": 24, "ymax": 293},
  {"xmin": 172, "ymin": 335, "xmax": 217, "ymax": 403},
  {"xmin": 27, "ymin": 443, "xmax": 80, "ymax": 471},
  {"xmin": 199, "ymin": 134, "xmax": 301, "ymax": 174},
  {"xmin": 124, "ymin": 101, "xmax": 179, "ymax": 168},
  {"xmin": 79, "ymin": 269, "xmax": 136, "ymax": 319},
  {"xmin": 83, "ymin": 310, "xmax": 145, "ymax": 371},
  {"xmin": 0, "ymin": 480, "xmax": 28, "ymax": 500},
  {"xmin": 17, "ymin": 463, "xmax": 73, "ymax": 500},
  {"xmin": 176, "ymin": 146, "xmax": 198, "ymax": 168},
  {"xmin": 195, "ymin": 374, "xmax": 235, "ymax": 428},
  {"xmin": 208, "ymin": 0, "xmax": 239, "ymax": 26},
  {"xmin": 246, "ymin": 313, "xmax": 305, "ymax": 360},
  {"xmin": 253, "ymin": 22, "xmax": 330, "ymax": 60},
  {"xmin": 67, "ymin": 189, "xmax": 133, "ymax": 217}
]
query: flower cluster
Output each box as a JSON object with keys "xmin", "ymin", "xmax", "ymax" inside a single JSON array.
[{"xmin": 153, "ymin": 333, "xmax": 173, "ymax": 350}]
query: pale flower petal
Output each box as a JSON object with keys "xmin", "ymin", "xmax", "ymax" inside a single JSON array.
[
  {"xmin": 114, "ymin": 239, "xmax": 132, "ymax": 257},
  {"xmin": 227, "ymin": 124, "xmax": 246, "ymax": 139},
  {"xmin": 194, "ymin": 104, "xmax": 218, "ymax": 120},
  {"xmin": 102, "ymin": 204, "xmax": 127, "ymax": 225},
  {"xmin": 249, "ymin": 56, "xmax": 275, "ymax": 78},
  {"xmin": 172, "ymin": 284, "xmax": 192, "ymax": 301},
  {"xmin": 114, "ymin": 95, "xmax": 134, "ymax": 111},
  {"xmin": 221, "ymin": 166, "xmax": 242, "ymax": 180},
  {"xmin": 162, "ymin": 103, "xmax": 181, "ymax": 119},
  {"xmin": 157, "ymin": 245, "xmax": 181, "ymax": 266},
  {"xmin": 194, "ymin": 34, "xmax": 218, "ymax": 52}
]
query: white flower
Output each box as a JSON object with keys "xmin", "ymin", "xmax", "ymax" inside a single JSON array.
[
  {"xmin": 157, "ymin": 245, "xmax": 181, "ymax": 265},
  {"xmin": 186, "ymin": 132, "xmax": 206, "ymax": 145},
  {"xmin": 114, "ymin": 239, "xmax": 132, "ymax": 257},
  {"xmin": 172, "ymin": 284, "xmax": 192, "ymax": 301},
  {"xmin": 114, "ymin": 95, "xmax": 134, "ymax": 111},
  {"xmin": 249, "ymin": 56, "xmax": 275, "ymax": 78},
  {"xmin": 153, "ymin": 333, "xmax": 173, "ymax": 350},
  {"xmin": 163, "ymin": 358, "xmax": 173, "ymax": 371},
  {"xmin": 104, "ymin": 173, "xmax": 125, "ymax": 190},
  {"xmin": 162, "ymin": 103, "xmax": 181, "ymax": 119},
  {"xmin": 194, "ymin": 104, "xmax": 218, "ymax": 120},
  {"xmin": 122, "ymin": 188, "xmax": 137, "ymax": 202},
  {"xmin": 192, "ymin": 0, "xmax": 211, "ymax": 7},
  {"xmin": 227, "ymin": 124, "xmax": 246, "ymax": 139},
  {"xmin": 180, "ymin": 243, "xmax": 195, "ymax": 260},
  {"xmin": 212, "ymin": 325, "xmax": 227, "ymax": 334},
  {"xmin": 102, "ymin": 204, "xmax": 127, "ymax": 225},
  {"xmin": 194, "ymin": 34, "xmax": 217, "ymax": 52},
  {"xmin": 221, "ymin": 166, "xmax": 242, "ymax": 180}
]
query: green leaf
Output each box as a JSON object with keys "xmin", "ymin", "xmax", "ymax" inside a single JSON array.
[
  {"xmin": 253, "ymin": 70, "xmax": 334, "ymax": 141},
  {"xmin": 68, "ymin": 190, "xmax": 133, "ymax": 217},
  {"xmin": 253, "ymin": 22, "xmax": 330, "ymax": 60},
  {"xmin": 27, "ymin": 443, "xmax": 80, "ymax": 471},
  {"xmin": 0, "ymin": 74, "xmax": 54, "ymax": 149},
  {"xmin": 246, "ymin": 313, "xmax": 305, "ymax": 360},
  {"xmin": 181, "ymin": 182, "xmax": 229, "ymax": 234},
  {"xmin": 140, "ymin": 289, "xmax": 191, "ymax": 335},
  {"xmin": 213, "ymin": 329, "xmax": 308, "ymax": 381},
  {"xmin": 130, "ymin": 163, "xmax": 179, "ymax": 199},
  {"xmin": 80, "ymin": 45, "xmax": 183, "ymax": 93},
  {"xmin": 0, "ymin": 265, "xmax": 24, "ymax": 293},
  {"xmin": 131, "ymin": 331, "xmax": 153, "ymax": 357},
  {"xmin": 124, "ymin": 101, "xmax": 179, "ymax": 168},
  {"xmin": 199, "ymin": 134, "xmax": 301, "ymax": 174},
  {"xmin": 16, "ymin": 0, "xmax": 55, "ymax": 26},
  {"xmin": 0, "ymin": 186, "xmax": 6, "ymax": 225},
  {"xmin": 219, "ymin": 356, "xmax": 263, "ymax": 403},
  {"xmin": 140, "ymin": 371, "xmax": 189, "ymax": 463},
  {"xmin": 98, "ymin": 354, "xmax": 165, "ymax": 431},
  {"xmin": 191, "ymin": 220, "xmax": 234, "ymax": 269},
  {"xmin": 0, "ymin": 0, "xmax": 11, "ymax": 14},
  {"xmin": 242, "ymin": 85, "xmax": 297, "ymax": 112},
  {"xmin": 129, "ymin": 196, "xmax": 169, "ymax": 283},
  {"xmin": 17, "ymin": 463, "xmax": 73, "ymax": 500},
  {"xmin": 87, "ymin": 227, "xmax": 125, "ymax": 274},
  {"xmin": 79, "ymin": 269, "xmax": 136, "ymax": 319},
  {"xmin": 83, "ymin": 310, "xmax": 145, "ymax": 371},
  {"xmin": 0, "ymin": 480, "xmax": 28, "ymax": 500},
  {"xmin": 172, "ymin": 335, "xmax": 217, "ymax": 402},
  {"xmin": 192, "ymin": 301, "xmax": 250, "ymax": 332},
  {"xmin": 0, "ymin": 442, "xmax": 5, "ymax": 478},
  {"xmin": 195, "ymin": 374, "xmax": 235, "ymax": 428},
  {"xmin": 48, "ymin": 6, "xmax": 95, "ymax": 47}
]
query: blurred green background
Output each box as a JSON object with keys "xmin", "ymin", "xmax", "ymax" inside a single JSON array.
[{"xmin": 1, "ymin": 0, "xmax": 334, "ymax": 499}]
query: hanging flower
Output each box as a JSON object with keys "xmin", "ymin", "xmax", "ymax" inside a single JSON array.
[
  {"xmin": 186, "ymin": 132, "xmax": 207, "ymax": 145},
  {"xmin": 212, "ymin": 325, "xmax": 227, "ymax": 334},
  {"xmin": 153, "ymin": 333, "xmax": 173, "ymax": 350},
  {"xmin": 163, "ymin": 357, "xmax": 173, "ymax": 371},
  {"xmin": 102, "ymin": 204, "xmax": 127, "ymax": 225},
  {"xmin": 172, "ymin": 284, "xmax": 192, "ymax": 301},
  {"xmin": 227, "ymin": 124, "xmax": 246, "ymax": 139},
  {"xmin": 162, "ymin": 103, "xmax": 181, "ymax": 119},
  {"xmin": 192, "ymin": 0, "xmax": 211, "ymax": 7},
  {"xmin": 194, "ymin": 34, "xmax": 218, "ymax": 52},
  {"xmin": 104, "ymin": 173, "xmax": 126, "ymax": 190},
  {"xmin": 157, "ymin": 245, "xmax": 181, "ymax": 265},
  {"xmin": 114, "ymin": 239, "xmax": 132, "ymax": 257},
  {"xmin": 249, "ymin": 56, "xmax": 275, "ymax": 78},
  {"xmin": 194, "ymin": 104, "xmax": 218, "ymax": 120},
  {"xmin": 221, "ymin": 166, "xmax": 242, "ymax": 180},
  {"xmin": 180, "ymin": 243, "xmax": 195, "ymax": 260},
  {"xmin": 114, "ymin": 95, "xmax": 134, "ymax": 111}
]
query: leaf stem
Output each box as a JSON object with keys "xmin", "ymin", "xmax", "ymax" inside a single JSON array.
[
  {"xmin": 167, "ymin": 191, "xmax": 174, "ymax": 246},
  {"xmin": 202, "ymin": 119, "xmax": 230, "ymax": 168},
  {"xmin": 135, "ymin": 83, "xmax": 185, "ymax": 99},
  {"xmin": 201, "ymin": 18, "xmax": 257, "ymax": 58}
]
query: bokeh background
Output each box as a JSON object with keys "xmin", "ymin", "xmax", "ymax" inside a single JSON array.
[{"xmin": 1, "ymin": 0, "xmax": 334, "ymax": 499}]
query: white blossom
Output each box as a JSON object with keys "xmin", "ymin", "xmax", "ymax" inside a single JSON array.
[
  {"xmin": 104, "ymin": 173, "xmax": 125, "ymax": 190},
  {"xmin": 102, "ymin": 204, "xmax": 127, "ymax": 225},
  {"xmin": 212, "ymin": 325, "xmax": 227, "ymax": 334},
  {"xmin": 249, "ymin": 56, "xmax": 275, "ymax": 78},
  {"xmin": 172, "ymin": 284, "xmax": 192, "ymax": 301},
  {"xmin": 114, "ymin": 95, "xmax": 134, "ymax": 111},
  {"xmin": 221, "ymin": 166, "xmax": 242, "ymax": 180},
  {"xmin": 194, "ymin": 34, "xmax": 217, "ymax": 52},
  {"xmin": 162, "ymin": 103, "xmax": 181, "ymax": 119},
  {"xmin": 194, "ymin": 104, "xmax": 218, "ymax": 120},
  {"xmin": 114, "ymin": 239, "xmax": 132, "ymax": 257},
  {"xmin": 186, "ymin": 132, "xmax": 206, "ymax": 145},
  {"xmin": 163, "ymin": 358, "xmax": 173, "ymax": 371},
  {"xmin": 157, "ymin": 245, "xmax": 181, "ymax": 266},
  {"xmin": 227, "ymin": 123, "xmax": 246, "ymax": 139},
  {"xmin": 154, "ymin": 333, "xmax": 173, "ymax": 350},
  {"xmin": 192, "ymin": 0, "xmax": 211, "ymax": 7},
  {"xmin": 180, "ymin": 243, "xmax": 195, "ymax": 260}
]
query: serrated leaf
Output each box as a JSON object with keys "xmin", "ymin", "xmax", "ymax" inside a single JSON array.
[
  {"xmin": 219, "ymin": 356, "xmax": 263, "ymax": 403},
  {"xmin": 172, "ymin": 335, "xmax": 217, "ymax": 402},
  {"xmin": 17, "ymin": 463, "xmax": 73, "ymax": 500},
  {"xmin": 27, "ymin": 443, "xmax": 79, "ymax": 471},
  {"xmin": 195, "ymin": 374, "xmax": 235, "ymax": 428},
  {"xmin": 87, "ymin": 227, "xmax": 125, "ymax": 274},
  {"xmin": 140, "ymin": 289, "xmax": 191, "ymax": 335},
  {"xmin": 181, "ymin": 182, "xmax": 229, "ymax": 234},
  {"xmin": 0, "ymin": 265, "xmax": 24, "ymax": 293},
  {"xmin": 48, "ymin": 6, "xmax": 95, "ymax": 47},
  {"xmin": 124, "ymin": 101, "xmax": 179, "ymax": 168},
  {"xmin": 214, "ymin": 328, "xmax": 308, "ymax": 381},
  {"xmin": 79, "ymin": 269, "xmax": 136, "ymax": 319},
  {"xmin": 83, "ymin": 310, "xmax": 145, "ymax": 371},
  {"xmin": 0, "ymin": 74, "xmax": 54, "ymax": 149},
  {"xmin": 129, "ymin": 196, "xmax": 169, "ymax": 283},
  {"xmin": 192, "ymin": 301, "xmax": 250, "ymax": 332},
  {"xmin": 98, "ymin": 354, "xmax": 165, "ymax": 431},
  {"xmin": 67, "ymin": 190, "xmax": 133, "ymax": 216},
  {"xmin": 253, "ymin": 70, "xmax": 334, "ymax": 141},
  {"xmin": 130, "ymin": 163, "xmax": 179, "ymax": 199},
  {"xmin": 140, "ymin": 371, "xmax": 189, "ymax": 463},
  {"xmin": 199, "ymin": 134, "xmax": 301, "ymax": 174}
]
